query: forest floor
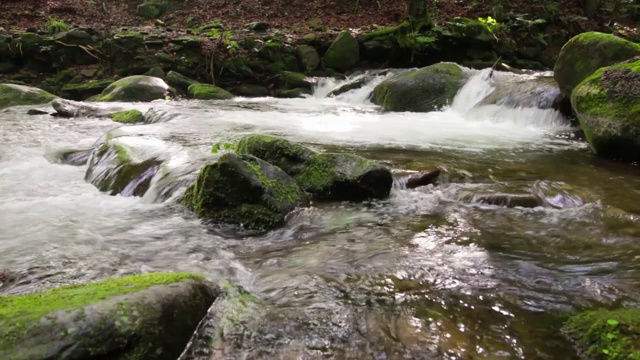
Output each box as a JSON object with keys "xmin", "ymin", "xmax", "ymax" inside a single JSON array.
[{"xmin": 0, "ymin": 0, "xmax": 611, "ymax": 35}]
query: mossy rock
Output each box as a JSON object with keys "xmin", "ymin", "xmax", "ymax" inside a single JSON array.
[
  {"xmin": 166, "ymin": 70, "xmax": 199, "ymax": 94},
  {"xmin": 372, "ymin": 62, "xmax": 468, "ymax": 112},
  {"xmin": 0, "ymin": 272, "xmax": 218, "ymax": 360},
  {"xmin": 108, "ymin": 109, "xmax": 144, "ymax": 123},
  {"xmin": 323, "ymin": 31, "xmax": 360, "ymax": 71},
  {"xmin": 234, "ymin": 84, "xmax": 270, "ymax": 97},
  {"xmin": 296, "ymin": 45, "xmax": 320, "ymax": 72},
  {"xmin": 563, "ymin": 308, "xmax": 640, "ymax": 360},
  {"xmin": 571, "ymin": 58, "xmax": 640, "ymax": 161},
  {"xmin": 138, "ymin": 1, "xmax": 166, "ymax": 19},
  {"xmin": 60, "ymin": 79, "xmax": 115, "ymax": 101},
  {"xmin": 554, "ymin": 32, "xmax": 640, "ymax": 95},
  {"xmin": 188, "ymin": 83, "xmax": 234, "ymax": 100},
  {"xmin": 275, "ymin": 88, "xmax": 311, "ymax": 98},
  {"xmin": 236, "ymin": 134, "xmax": 393, "ymax": 201},
  {"xmin": 94, "ymin": 75, "xmax": 169, "ymax": 102},
  {"xmin": 446, "ymin": 17, "xmax": 495, "ymax": 43},
  {"xmin": 0, "ymin": 84, "xmax": 57, "ymax": 109},
  {"xmin": 278, "ymin": 71, "xmax": 314, "ymax": 90},
  {"xmin": 85, "ymin": 136, "xmax": 165, "ymax": 197},
  {"xmin": 182, "ymin": 153, "xmax": 308, "ymax": 230}
]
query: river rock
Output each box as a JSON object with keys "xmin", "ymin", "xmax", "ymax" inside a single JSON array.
[
  {"xmin": 108, "ymin": 109, "xmax": 145, "ymax": 123},
  {"xmin": 188, "ymin": 83, "xmax": 234, "ymax": 100},
  {"xmin": 0, "ymin": 84, "xmax": 57, "ymax": 109},
  {"xmin": 296, "ymin": 45, "xmax": 320, "ymax": 72},
  {"xmin": 406, "ymin": 169, "xmax": 441, "ymax": 189},
  {"xmin": 93, "ymin": 75, "xmax": 169, "ymax": 102},
  {"xmin": 278, "ymin": 71, "xmax": 314, "ymax": 90},
  {"xmin": 323, "ymin": 30, "xmax": 360, "ymax": 71},
  {"xmin": 236, "ymin": 134, "xmax": 393, "ymax": 201},
  {"xmin": 166, "ymin": 70, "xmax": 199, "ymax": 95},
  {"xmin": 468, "ymin": 193, "xmax": 543, "ymax": 208},
  {"xmin": 372, "ymin": 63, "xmax": 468, "ymax": 112},
  {"xmin": 0, "ymin": 272, "xmax": 218, "ymax": 360},
  {"xmin": 85, "ymin": 136, "xmax": 167, "ymax": 196},
  {"xmin": 234, "ymin": 84, "xmax": 270, "ymax": 97},
  {"xmin": 571, "ymin": 58, "xmax": 640, "ymax": 161},
  {"xmin": 554, "ymin": 32, "xmax": 640, "ymax": 96},
  {"xmin": 182, "ymin": 153, "xmax": 308, "ymax": 230},
  {"xmin": 478, "ymin": 73, "xmax": 564, "ymax": 110},
  {"xmin": 563, "ymin": 308, "xmax": 640, "ymax": 360}
]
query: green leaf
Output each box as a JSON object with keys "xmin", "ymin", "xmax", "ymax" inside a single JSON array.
[
  {"xmin": 607, "ymin": 319, "xmax": 620, "ymax": 326},
  {"xmin": 603, "ymin": 348, "xmax": 610, "ymax": 354},
  {"xmin": 606, "ymin": 332, "xmax": 616, "ymax": 340}
]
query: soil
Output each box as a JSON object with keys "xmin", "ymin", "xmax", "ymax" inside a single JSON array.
[{"xmin": 0, "ymin": 0, "xmax": 608, "ymax": 34}]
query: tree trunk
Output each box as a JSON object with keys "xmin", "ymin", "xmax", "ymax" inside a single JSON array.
[{"xmin": 406, "ymin": 0, "xmax": 429, "ymax": 25}]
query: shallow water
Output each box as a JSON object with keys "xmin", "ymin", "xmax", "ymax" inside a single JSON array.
[{"xmin": 1, "ymin": 69, "xmax": 640, "ymax": 358}]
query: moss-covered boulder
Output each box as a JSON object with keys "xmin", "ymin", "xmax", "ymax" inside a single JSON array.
[
  {"xmin": 108, "ymin": 109, "xmax": 145, "ymax": 123},
  {"xmin": 275, "ymin": 88, "xmax": 311, "ymax": 98},
  {"xmin": 563, "ymin": 308, "xmax": 640, "ymax": 360},
  {"xmin": 571, "ymin": 58, "xmax": 640, "ymax": 161},
  {"xmin": 296, "ymin": 45, "xmax": 320, "ymax": 72},
  {"xmin": 554, "ymin": 32, "xmax": 640, "ymax": 95},
  {"xmin": 234, "ymin": 84, "xmax": 270, "ymax": 97},
  {"xmin": 0, "ymin": 272, "xmax": 218, "ymax": 360},
  {"xmin": 166, "ymin": 70, "xmax": 199, "ymax": 95},
  {"xmin": 138, "ymin": 1, "xmax": 166, "ymax": 19},
  {"xmin": 278, "ymin": 71, "xmax": 314, "ymax": 90},
  {"xmin": 94, "ymin": 75, "xmax": 169, "ymax": 102},
  {"xmin": 323, "ymin": 31, "xmax": 360, "ymax": 71},
  {"xmin": 372, "ymin": 63, "xmax": 468, "ymax": 112},
  {"xmin": 188, "ymin": 83, "xmax": 234, "ymax": 100},
  {"xmin": 59, "ymin": 79, "xmax": 115, "ymax": 101},
  {"xmin": 236, "ymin": 134, "xmax": 393, "ymax": 201},
  {"xmin": 182, "ymin": 153, "xmax": 308, "ymax": 230},
  {"xmin": 0, "ymin": 84, "xmax": 57, "ymax": 109},
  {"xmin": 85, "ymin": 136, "xmax": 166, "ymax": 196}
]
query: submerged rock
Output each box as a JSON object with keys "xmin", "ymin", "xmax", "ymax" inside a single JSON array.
[
  {"xmin": 0, "ymin": 84, "xmax": 57, "ymax": 109},
  {"xmin": 372, "ymin": 63, "xmax": 468, "ymax": 112},
  {"xmin": 0, "ymin": 272, "xmax": 217, "ymax": 360},
  {"xmin": 182, "ymin": 153, "xmax": 308, "ymax": 230},
  {"xmin": 554, "ymin": 32, "xmax": 640, "ymax": 95},
  {"xmin": 188, "ymin": 83, "xmax": 234, "ymax": 100},
  {"xmin": 563, "ymin": 308, "xmax": 640, "ymax": 360},
  {"xmin": 85, "ymin": 136, "xmax": 167, "ymax": 196},
  {"xmin": 49, "ymin": 148, "xmax": 93, "ymax": 166},
  {"xmin": 108, "ymin": 109, "xmax": 145, "ymax": 123},
  {"xmin": 571, "ymin": 58, "xmax": 640, "ymax": 161},
  {"xmin": 468, "ymin": 193, "xmax": 543, "ymax": 208},
  {"xmin": 236, "ymin": 134, "xmax": 393, "ymax": 201},
  {"xmin": 323, "ymin": 30, "xmax": 360, "ymax": 71},
  {"xmin": 93, "ymin": 75, "xmax": 169, "ymax": 102},
  {"xmin": 52, "ymin": 98, "xmax": 117, "ymax": 118},
  {"xmin": 406, "ymin": 168, "xmax": 441, "ymax": 189},
  {"xmin": 478, "ymin": 73, "xmax": 564, "ymax": 110}
]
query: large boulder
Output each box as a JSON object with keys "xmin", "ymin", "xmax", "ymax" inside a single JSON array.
[
  {"xmin": 93, "ymin": 75, "xmax": 169, "ymax": 102},
  {"xmin": 236, "ymin": 134, "xmax": 393, "ymax": 201},
  {"xmin": 554, "ymin": 32, "xmax": 640, "ymax": 95},
  {"xmin": 563, "ymin": 308, "xmax": 640, "ymax": 360},
  {"xmin": 166, "ymin": 70, "xmax": 199, "ymax": 95},
  {"xmin": 182, "ymin": 153, "xmax": 308, "ymax": 230},
  {"xmin": 0, "ymin": 272, "xmax": 218, "ymax": 360},
  {"xmin": 296, "ymin": 45, "xmax": 320, "ymax": 72},
  {"xmin": 571, "ymin": 58, "xmax": 640, "ymax": 161},
  {"xmin": 187, "ymin": 83, "xmax": 234, "ymax": 100},
  {"xmin": 323, "ymin": 31, "xmax": 360, "ymax": 71},
  {"xmin": 52, "ymin": 98, "xmax": 124, "ymax": 118},
  {"xmin": 85, "ymin": 136, "xmax": 167, "ymax": 196},
  {"xmin": 372, "ymin": 63, "xmax": 468, "ymax": 112},
  {"xmin": 0, "ymin": 84, "xmax": 57, "ymax": 109}
]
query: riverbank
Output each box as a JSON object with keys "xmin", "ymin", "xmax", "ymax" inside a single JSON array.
[{"xmin": 0, "ymin": 0, "xmax": 631, "ymax": 97}]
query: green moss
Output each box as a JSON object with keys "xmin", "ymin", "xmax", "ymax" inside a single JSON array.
[
  {"xmin": 324, "ymin": 30, "xmax": 360, "ymax": 71},
  {"xmin": 0, "ymin": 272, "xmax": 203, "ymax": 349},
  {"xmin": 359, "ymin": 21, "xmax": 410, "ymax": 41},
  {"xmin": 188, "ymin": 83, "xmax": 234, "ymax": 100},
  {"xmin": 0, "ymin": 84, "xmax": 57, "ymax": 109},
  {"xmin": 295, "ymin": 153, "xmax": 334, "ymax": 190},
  {"xmin": 108, "ymin": 109, "xmax": 144, "ymax": 123},
  {"xmin": 572, "ymin": 59, "xmax": 640, "ymax": 125},
  {"xmin": 563, "ymin": 309, "xmax": 640, "ymax": 360},
  {"xmin": 245, "ymin": 159, "xmax": 300, "ymax": 203}
]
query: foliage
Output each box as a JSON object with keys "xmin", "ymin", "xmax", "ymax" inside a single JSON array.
[
  {"xmin": 45, "ymin": 16, "xmax": 69, "ymax": 35},
  {"xmin": 211, "ymin": 141, "xmax": 236, "ymax": 154},
  {"xmin": 200, "ymin": 27, "xmax": 240, "ymax": 84},
  {"xmin": 477, "ymin": 16, "xmax": 504, "ymax": 33}
]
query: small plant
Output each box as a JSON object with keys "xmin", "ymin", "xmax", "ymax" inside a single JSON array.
[
  {"xmin": 46, "ymin": 16, "xmax": 69, "ymax": 35},
  {"xmin": 601, "ymin": 318, "xmax": 620, "ymax": 356},
  {"xmin": 211, "ymin": 141, "xmax": 235, "ymax": 154}
]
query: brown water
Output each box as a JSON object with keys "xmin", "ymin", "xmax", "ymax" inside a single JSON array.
[{"xmin": 1, "ymin": 70, "xmax": 639, "ymax": 359}]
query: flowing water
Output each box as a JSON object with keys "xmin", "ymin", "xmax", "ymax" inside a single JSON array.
[{"xmin": 2, "ymin": 68, "xmax": 640, "ymax": 359}]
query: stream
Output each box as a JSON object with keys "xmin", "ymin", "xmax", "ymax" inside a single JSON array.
[{"xmin": 2, "ymin": 68, "xmax": 640, "ymax": 359}]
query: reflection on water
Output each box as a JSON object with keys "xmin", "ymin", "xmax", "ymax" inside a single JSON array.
[{"xmin": 1, "ymin": 70, "xmax": 640, "ymax": 358}]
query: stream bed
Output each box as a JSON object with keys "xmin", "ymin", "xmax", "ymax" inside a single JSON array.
[{"xmin": 1, "ymin": 69, "xmax": 640, "ymax": 359}]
